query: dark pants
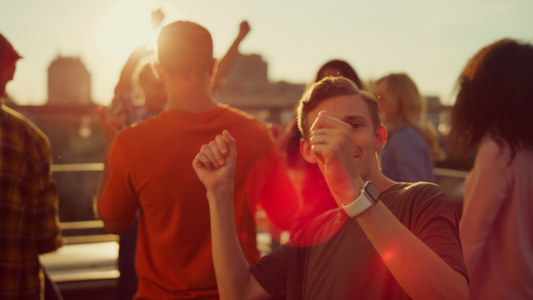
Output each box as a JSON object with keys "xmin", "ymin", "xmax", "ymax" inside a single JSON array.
[
  {"xmin": 43, "ymin": 265, "xmax": 63, "ymax": 300},
  {"xmin": 117, "ymin": 219, "xmax": 138, "ymax": 300}
]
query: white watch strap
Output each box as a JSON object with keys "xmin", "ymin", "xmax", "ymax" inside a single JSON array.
[{"xmin": 342, "ymin": 191, "xmax": 374, "ymax": 217}]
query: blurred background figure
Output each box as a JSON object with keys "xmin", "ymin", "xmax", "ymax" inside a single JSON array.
[
  {"xmin": 310, "ymin": 59, "xmax": 367, "ymax": 91},
  {"xmin": 372, "ymin": 73, "xmax": 442, "ymax": 182},
  {"xmin": 131, "ymin": 57, "xmax": 167, "ymax": 117},
  {"xmin": 0, "ymin": 33, "xmax": 62, "ymax": 300},
  {"xmin": 447, "ymin": 38, "xmax": 533, "ymax": 300},
  {"xmin": 278, "ymin": 59, "xmax": 367, "ymax": 230},
  {"xmin": 210, "ymin": 20, "xmax": 250, "ymax": 94},
  {"xmin": 106, "ymin": 8, "xmax": 167, "ymax": 128}
]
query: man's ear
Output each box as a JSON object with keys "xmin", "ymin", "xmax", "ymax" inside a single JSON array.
[
  {"xmin": 300, "ymin": 138, "xmax": 317, "ymax": 164},
  {"xmin": 374, "ymin": 125, "xmax": 387, "ymax": 151}
]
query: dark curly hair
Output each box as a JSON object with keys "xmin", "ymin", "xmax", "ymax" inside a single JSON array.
[{"xmin": 448, "ymin": 38, "xmax": 533, "ymax": 159}]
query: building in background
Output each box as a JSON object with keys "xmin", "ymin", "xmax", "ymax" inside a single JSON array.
[
  {"xmin": 8, "ymin": 51, "xmax": 465, "ymax": 226},
  {"xmin": 48, "ymin": 55, "xmax": 92, "ymax": 105},
  {"xmin": 217, "ymin": 53, "xmax": 306, "ymax": 126}
]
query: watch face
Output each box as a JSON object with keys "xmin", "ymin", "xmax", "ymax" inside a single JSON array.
[{"xmin": 364, "ymin": 181, "xmax": 380, "ymax": 202}]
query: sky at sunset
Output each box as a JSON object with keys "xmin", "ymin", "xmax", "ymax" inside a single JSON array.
[{"xmin": 1, "ymin": 0, "xmax": 532, "ymax": 106}]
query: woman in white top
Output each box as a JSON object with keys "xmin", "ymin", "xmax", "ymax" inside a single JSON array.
[{"xmin": 448, "ymin": 38, "xmax": 533, "ymax": 299}]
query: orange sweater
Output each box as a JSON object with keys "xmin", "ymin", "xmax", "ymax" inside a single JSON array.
[{"xmin": 99, "ymin": 104, "xmax": 299, "ymax": 299}]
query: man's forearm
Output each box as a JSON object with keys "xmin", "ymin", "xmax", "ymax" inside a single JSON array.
[
  {"xmin": 207, "ymin": 187, "xmax": 264, "ymax": 299},
  {"xmin": 355, "ymin": 202, "xmax": 468, "ymax": 300}
]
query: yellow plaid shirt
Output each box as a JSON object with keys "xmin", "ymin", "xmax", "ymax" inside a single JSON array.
[{"xmin": 0, "ymin": 103, "xmax": 61, "ymax": 300}]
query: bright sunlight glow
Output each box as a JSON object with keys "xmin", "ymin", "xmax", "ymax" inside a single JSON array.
[{"xmin": 95, "ymin": 0, "xmax": 157, "ymax": 62}]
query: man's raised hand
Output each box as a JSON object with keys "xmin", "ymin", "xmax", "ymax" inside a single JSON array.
[
  {"xmin": 309, "ymin": 111, "xmax": 363, "ymax": 205},
  {"xmin": 238, "ymin": 21, "xmax": 251, "ymax": 42},
  {"xmin": 193, "ymin": 130, "xmax": 237, "ymax": 194}
]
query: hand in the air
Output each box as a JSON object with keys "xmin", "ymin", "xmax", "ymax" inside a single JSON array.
[{"xmin": 193, "ymin": 130, "xmax": 237, "ymax": 193}]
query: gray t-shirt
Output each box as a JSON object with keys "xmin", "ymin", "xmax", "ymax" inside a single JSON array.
[{"xmin": 251, "ymin": 182, "xmax": 467, "ymax": 299}]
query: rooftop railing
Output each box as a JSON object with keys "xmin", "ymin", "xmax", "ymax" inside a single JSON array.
[{"xmin": 41, "ymin": 162, "xmax": 470, "ymax": 298}]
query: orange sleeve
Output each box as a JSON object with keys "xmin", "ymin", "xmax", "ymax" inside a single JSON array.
[{"xmin": 99, "ymin": 134, "xmax": 139, "ymax": 224}]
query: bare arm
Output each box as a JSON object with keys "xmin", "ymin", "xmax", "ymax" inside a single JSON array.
[
  {"xmin": 193, "ymin": 131, "xmax": 270, "ymax": 299},
  {"xmin": 308, "ymin": 111, "xmax": 468, "ymax": 300},
  {"xmin": 355, "ymin": 202, "xmax": 468, "ymax": 299},
  {"xmin": 114, "ymin": 45, "xmax": 151, "ymax": 94},
  {"xmin": 460, "ymin": 140, "xmax": 507, "ymax": 273},
  {"xmin": 210, "ymin": 21, "xmax": 250, "ymax": 93}
]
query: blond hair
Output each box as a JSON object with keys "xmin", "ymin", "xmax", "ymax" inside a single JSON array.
[{"xmin": 376, "ymin": 73, "xmax": 443, "ymax": 161}]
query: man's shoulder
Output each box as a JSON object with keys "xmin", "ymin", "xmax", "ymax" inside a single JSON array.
[
  {"xmin": 115, "ymin": 114, "xmax": 160, "ymax": 141},
  {"xmin": 1, "ymin": 105, "xmax": 49, "ymax": 145},
  {"xmin": 397, "ymin": 181, "xmax": 443, "ymax": 193},
  {"xmin": 384, "ymin": 182, "xmax": 450, "ymax": 209},
  {"xmin": 387, "ymin": 181, "xmax": 442, "ymax": 193},
  {"xmin": 218, "ymin": 105, "xmax": 274, "ymax": 140},
  {"xmin": 220, "ymin": 104, "xmax": 266, "ymax": 128}
]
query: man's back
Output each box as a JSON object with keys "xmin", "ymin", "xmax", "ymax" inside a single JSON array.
[
  {"xmin": 0, "ymin": 104, "xmax": 60, "ymax": 300},
  {"xmin": 99, "ymin": 104, "xmax": 297, "ymax": 298}
]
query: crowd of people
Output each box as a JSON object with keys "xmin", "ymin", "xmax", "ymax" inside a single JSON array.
[{"xmin": 1, "ymin": 9, "xmax": 532, "ymax": 300}]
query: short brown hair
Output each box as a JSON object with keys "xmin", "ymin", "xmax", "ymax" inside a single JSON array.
[
  {"xmin": 156, "ymin": 21, "xmax": 213, "ymax": 78},
  {"xmin": 297, "ymin": 76, "xmax": 380, "ymax": 141}
]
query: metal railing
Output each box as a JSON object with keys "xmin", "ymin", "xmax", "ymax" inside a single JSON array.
[
  {"xmin": 53, "ymin": 163, "xmax": 469, "ymax": 241},
  {"xmin": 44, "ymin": 162, "xmax": 470, "ymax": 289},
  {"xmin": 52, "ymin": 163, "xmax": 104, "ymax": 173},
  {"xmin": 434, "ymin": 167, "xmax": 469, "ymax": 179}
]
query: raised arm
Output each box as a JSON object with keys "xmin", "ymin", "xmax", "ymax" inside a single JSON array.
[
  {"xmin": 308, "ymin": 111, "xmax": 468, "ymax": 300},
  {"xmin": 193, "ymin": 130, "xmax": 270, "ymax": 300},
  {"xmin": 114, "ymin": 45, "xmax": 152, "ymax": 94},
  {"xmin": 210, "ymin": 21, "xmax": 251, "ymax": 93}
]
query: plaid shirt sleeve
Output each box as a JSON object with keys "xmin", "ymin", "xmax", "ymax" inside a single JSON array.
[
  {"xmin": 28, "ymin": 130, "xmax": 61, "ymax": 254},
  {"xmin": 0, "ymin": 105, "xmax": 61, "ymax": 299}
]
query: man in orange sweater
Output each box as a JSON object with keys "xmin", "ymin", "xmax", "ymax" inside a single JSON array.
[{"xmin": 98, "ymin": 21, "xmax": 299, "ymax": 299}]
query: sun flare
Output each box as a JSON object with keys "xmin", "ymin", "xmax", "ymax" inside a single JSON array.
[{"xmin": 96, "ymin": 0, "xmax": 160, "ymax": 61}]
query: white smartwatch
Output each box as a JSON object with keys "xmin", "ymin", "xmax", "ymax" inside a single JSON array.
[{"xmin": 342, "ymin": 181, "xmax": 380, "ymax": 217}]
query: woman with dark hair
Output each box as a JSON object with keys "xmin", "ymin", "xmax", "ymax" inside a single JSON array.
[
  {"xmin": 312, "ymin": 59, "xmax": 367, "ymax": 90},
  {"xmin": 448, "ymin": 38, "xmax": 533, "ymax": 299}
]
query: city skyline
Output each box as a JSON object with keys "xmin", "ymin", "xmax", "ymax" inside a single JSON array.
[{"xmin": 1, "ymin": 0, "xmax": 532, "ymax": 106}]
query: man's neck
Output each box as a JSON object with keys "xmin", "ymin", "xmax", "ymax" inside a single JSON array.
[
  {"xmin": 163, "ymin": 78, "xmax": 218, "ymax": 113},
  {"xmin": 365, "ymin": 162, "xmax": 397, "ymax": 192},
  {"xmin": 372, "ymin": 174, "xmax": 397, "ymax": 192},
  {"xmin": 166, "ymin": 93, "xmax": 218, "ymax": 113}
]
